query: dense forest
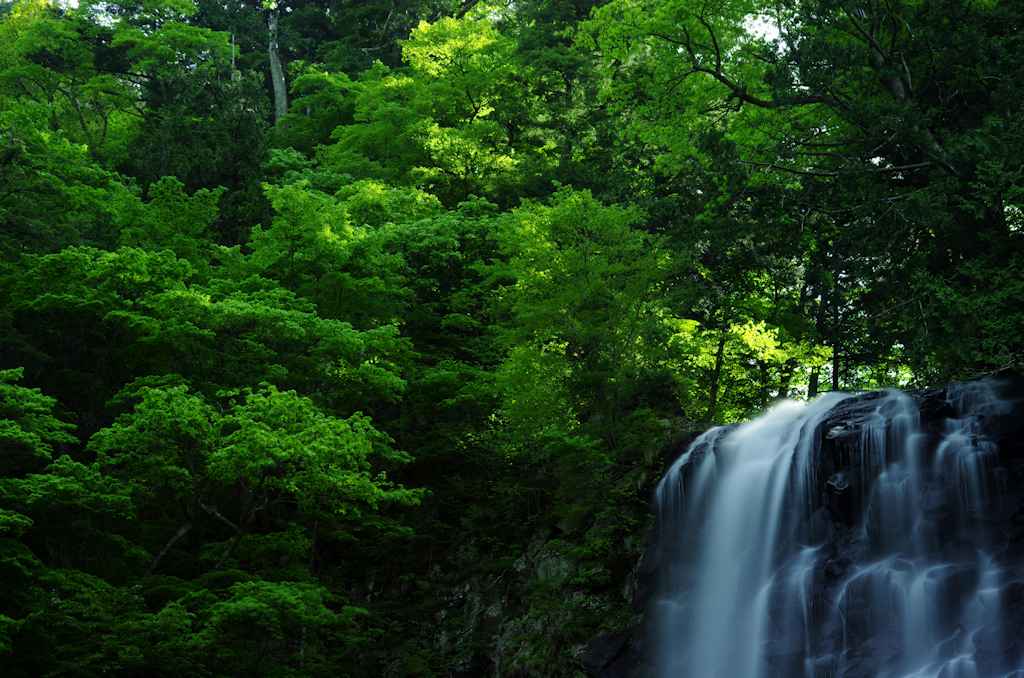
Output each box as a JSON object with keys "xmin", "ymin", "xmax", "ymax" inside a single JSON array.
[{"xmin": 0, "ymin": 0, "xmax": 1021, "ymax": 674}]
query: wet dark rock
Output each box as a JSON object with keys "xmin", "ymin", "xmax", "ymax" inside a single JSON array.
[
  {"xmin": 636, "ymin": 544, "xmax": 661, "ymax": 577},
  {"xmin": 824, "ymin": 559, "xmax": 846, "ymax": 578},
  {"xmin": 923, "ymin": 490, "xmax": 951, "ymax": 516},
  {"xmin": 839, "ymin": 655, "xmax": 880, "ymax": 678},
  {"xmin": 798, "ymin": 506, "xmax": 837, "ymax": 544},
  {"xmin": 826, "ymin": 469, "xmax": 861, "ymax": 525},
  {"xmin": 930, "ymin": 563, "xmax": 982, "ymax": 629},
  {"xmin": 974, "ymin": 581, "xmax": 1024, "ymax": 672},
  {"xmin": 942, "ymin": 538, "xmax": 981, "ymax": 566},
  {"xmin": 833, "ymin": 527, "xmax": 868, "ymax": 563},
  {"xmin": 987, "ymin": 407, "xmax": 1024, "ymax": 458},
  {"xmin": 579, "ymin": 629, "xmax": 641, "ymax": 678},
  {"xmin": 764, "ymin": 648, "xmax": 805, "ymax": 678}
]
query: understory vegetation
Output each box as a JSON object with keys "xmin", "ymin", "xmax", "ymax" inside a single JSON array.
[{"xmin": 1, "ymin": 0, "xmax": 1021, "ymax": 674}]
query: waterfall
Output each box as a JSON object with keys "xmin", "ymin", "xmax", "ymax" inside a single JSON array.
[{"xmin": 650, "ymin": 381, "xmax": 1024, "ymax": 678}]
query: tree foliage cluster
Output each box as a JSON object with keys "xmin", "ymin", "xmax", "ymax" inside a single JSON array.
[{"xmin": 0, "ymin": 0, "xmax": 1021, "ymax": 674}]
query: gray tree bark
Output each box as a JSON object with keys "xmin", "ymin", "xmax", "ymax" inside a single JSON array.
[{"xmin": 268, "ymin": 9, "xmax": 288, "ymax": 130}]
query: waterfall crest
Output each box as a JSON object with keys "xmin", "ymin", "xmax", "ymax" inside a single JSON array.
[{"xmin": 651, "ymin": 380, "xmax": 1024, "ymax": 678}]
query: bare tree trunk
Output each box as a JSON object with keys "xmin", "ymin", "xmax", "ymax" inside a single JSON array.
[
  {"xmin": 308, "ymin": 513, "xmax": 318, "ymax": 576},
  {"xmin": 832, "ymin": 286, "xmax": 841, "ymax": 391},
  {"xmin": 268, "ymin": 9, "xmax": 288, "ymax": 130},
  {"xmin": 777, "ymin": 357, "xmax": 796, "ymax": 399},
  {"xmin": 705, "ymin": 331, "xmax": 728, "ymax": 423}
]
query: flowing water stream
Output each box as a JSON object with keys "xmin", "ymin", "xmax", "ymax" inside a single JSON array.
[{"xmin": 651, "ymin": 382, "xmax": 1024, "ymax": 678}]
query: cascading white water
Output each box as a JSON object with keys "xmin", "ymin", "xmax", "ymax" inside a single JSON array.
[{"xmin": 651, "ymin": 382, "xmax": 1024, "ymax": 678}]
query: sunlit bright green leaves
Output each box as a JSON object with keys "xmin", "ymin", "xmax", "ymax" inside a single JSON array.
[
  {"xmin": 243, "ymin": 181, "xmax": 417, "ymax": 389},
  {"xmin": 143, "ymin": 275, "xmax": 410, "ymax": 407},
  {"xmin": 101, "ymin": 0, "xmax": 230, "ymax": 76},
  {"xmin": 116, "ymin": 176, "xmax": 226, "ymax": 263},
  {"xmin": 579, "ymin": 0, "xmax": 780, "ymax": 175},
  {"xmin": 90, "ymin": 384, "xmax": 214, "ymax": 494},
  {"xmin": 3, "ymin": 241, "xmax": 411, "ymax": 416},
  {"xmin": 402, "ymin": 15, "xmax": 520, "ymax": 124},
  {"xmin": 318, "ymin": 63, "xmax": 429, "ymax": 187},
  {"xmin": 0, "ymin": 0, "xmax": 50, "ymax": 74},
  {"xmin": 0, "ymin": 3, "xmax": 146, "ymax": 170},
  {"xmin": 217, "ymin": 385, "xmax": 417, "ymax": 512},
  {"xmin": 90, "ymin": 382, "xmax": 420, "ymax": 572},
  {"xmin": 497, "ymin": 187, "xmax": 659, "ymax": 360},
  {"xmin": 661, "ymin": 315, "xmax": 832, "ymax": 421},
  {"xmin": 318, "ymin": 15, "xmax": 528, "ymax": 206},
  {"xmin": 400, "ymin": 14, "xmax": 525, "ymax": 204},
  {"xmin": 250, "ymin": 180, "xmax": 354, "ymax": 291},
  {"xmin": 336, "ymin": 179, "xmax": 444, "ymax": 227},
  {"xmin": 92, "ymin": 382, "xmax": 418, "ymax": 514},
  {"xmin": 284, "ymin": 68, "xmax": 357, "ymax": 155},
  {"xmin": 493, "ymin": 187, "xmax": 669, "ymax": 440}
]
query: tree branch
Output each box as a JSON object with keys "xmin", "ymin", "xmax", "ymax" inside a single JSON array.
[
  {"xmin": 199, "ymin": 501, "xmax": 238, "ymax": 531},
  {"xmin": 149, "ymin": 520, "xmax": 194, "ymax": 572}
]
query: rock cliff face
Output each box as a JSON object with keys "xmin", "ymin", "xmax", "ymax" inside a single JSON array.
[
  {"xmin": 359, "ymin": 437, "xmax": 669, "ymax": 678},
  {"xmin": 585, "ymin": 379, "xmax": 1024, "ymax": 678}
]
